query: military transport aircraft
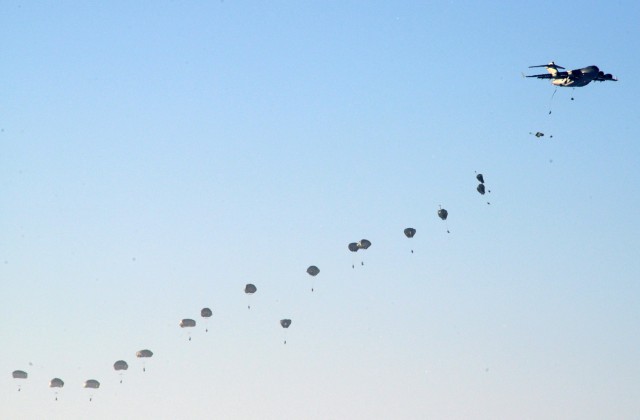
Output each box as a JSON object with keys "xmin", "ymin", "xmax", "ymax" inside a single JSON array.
[{"xmin": 526, "ymin": 62, "xmax": 617, "ymax": 87}]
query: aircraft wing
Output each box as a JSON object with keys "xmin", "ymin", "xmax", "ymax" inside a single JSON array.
[{"xmin": 526, "ymin": 71, "xmax": 569, "ymax": 79}]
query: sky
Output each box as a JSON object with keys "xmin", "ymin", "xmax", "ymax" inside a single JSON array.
[{"xmin": 1, "ymin": 1, "xmax": 639, "ymax": 419}]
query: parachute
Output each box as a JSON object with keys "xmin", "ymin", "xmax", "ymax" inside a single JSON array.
[
  {"xmin": 114, "ymin": 360, "xmax": 129, "ymax": 383},
  {"xmin": 49, "ymin": 378, "xmax": 64, "ymax": 388},
  {"xmin": 357, "ymin": 240, "xmax": 372, "ymax": 265},
  {"xmin": 475, "ymin": 172, "xmax": 490, "ymax": 204},
  {"xmin": 114, "ymin": 360, "xmax": 129, "ymax": 371},
  {"xmin": 136, "ymin": 349, "xmax": 153, "ymax": 358},
  {"xmin": 306, "ymin": 266, "xmax": 320, "ymax": 292},
  {"xmin": 84, "ymin": 379, "xmax": 100, "ymax": 389},
  {"xmin": 201, "ymin": 307, "xmax": 213, "ymax": 332},
  {"xmin": 49, "ymin": 378, "xmax": 64, "ymax": 400},
  {"xmin": 136, "ymin": 349, "xmax": 153, "ymax": 372},
  {"xmin": 180, "ymin": 318, "xmax": 196, "ymax": 328},
  {"xmin": 245, "ymin": 283, "xmax": 257, "ymax": 309},
  {"xmin": 180, "ymin": 318, "xmax": 197, "ymax": 341},
  {"xmin": 280, "ymin": 319, "xmax": 292, "ymax": 344},
  {"xmin": 12, "ymin": 370, "xmax": 27, "ymax": 379},
  {"xmin": 84, "ymin": 379, "xmax": 100, "ymax": 401},
  {"xmin": 437, "ymin": 207, "xmax": 450, "ymax": 233},
  {"xmin": 529, "ymin": 131, "xmax": 553, "ymax": 138},
  {"xmin": 349, "ymin": 240, "xmax": 371, "ymax": 267},
  {"xmin": 12, "ymin": 370, "xmax": 27, "ymax": 392},
  {"xmin": 404, "ymin": 228, "xmax": 416, "ymax": 253},
  {"xmin": 280, "ymin": 319, "xmax": 292, "ymax": 328}
]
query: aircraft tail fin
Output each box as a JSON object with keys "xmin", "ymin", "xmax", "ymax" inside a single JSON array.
[{"xmin": 529, "ymin": 61, "xmax": 565, "ymax": 77}]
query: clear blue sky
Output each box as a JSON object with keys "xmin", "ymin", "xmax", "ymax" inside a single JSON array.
[{"xmin": 1, "ymin": 1, "xmax": 639, "ymax": 419}]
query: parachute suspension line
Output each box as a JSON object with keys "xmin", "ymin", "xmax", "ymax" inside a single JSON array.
[
  {"xmin": 548, "ymin": 87, "xmax": 557, "ymax": 115},
  {"xmin": 571, "ymin": 87, "xmax": 575, "ymax": 101}
]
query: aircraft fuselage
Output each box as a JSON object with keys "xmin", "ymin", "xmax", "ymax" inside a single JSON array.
[{"xmin": 551, "ymin": 65, "xmax": 599, "ymax": 87}]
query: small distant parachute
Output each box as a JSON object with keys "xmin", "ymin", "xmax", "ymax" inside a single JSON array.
[
  {"xmin": 49, "ymin": 378, "xmax": 64, "ymax": 388},
  {"xmin": 280, "ymin": 319, "xmax": 292, "ymax": 328},
  {"xmin": 306, "ymin": 265, "xmax": 320, "ymax": 292},
  {"xmin": 180, "ymin": 318, "xmax": 196, "ymax": 328},
  {"xmin": 84, "ymin": 379, "xmax": 100, "ymax": 389},
  {"xmin": 136, "ymin": 349, "xmax": 153, "ymax": 371},
  {"xmin": 50, "ymin": 377, "xmax": 64, "ymax": 401},
  {"xmin": 137, "ymin": 349, "xmax": 153, "ymax": 358},
  {"xmin": 438, "ymin": 207, "xmax": 450, "ymax": 233},
  {"xmin": 12, "ymin": 370, "xmax": 27, "ymax": 391},
  {"xmin": 404, "ymin": 228, "xmax": 416, "ymax": 253},
  {"xmin": 114, "ymin": 360, "xmax": 128, "ymax": 383},
  {"xmin": 12, "ymin": 370, "xmax": 27, "ymax": 379},
  {"xmin": 530, "ymin": 131, "xmax": 553, "ymax": 139},
  {"xmin": 349, "ymin": 239, "xmax": 371, "ymax": 266},
  {"xmin": 180, "ymin": 319, "xmax": 197, "ymax": 340},
  {"xmin": 280, "ymin": 318, "xmax": 292, "ymax": 344},
  {"xmin": 201, "ymin": 307, "xmax": 213, "ymax": 332},
  {"xmin": 404, "ymin": 228, "xmax": 416, "ymax": 238},
  {"xmin": 245, "ymin": 284, "xmax": 257, "ymax": 309},
  {"xmin": 475, "ymin": 172, "xmax": 491, "ymax": 204},
  {"xmin": 348, "ymin": 239, "xmax": 371, "ymax": 266},
  {"xmin": 84, "ymin": 379, "xmax": 100, "ymax": 401},
  {"xmin": 114, "ymin": 360, "xmax": 129, "ymax": 371}
]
